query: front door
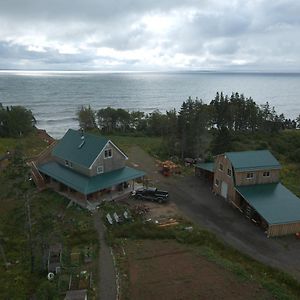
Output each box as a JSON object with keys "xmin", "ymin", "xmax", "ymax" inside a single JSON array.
[{"xmin": 221, "ymin": 181, "xmax": 228, "ymax": 199}]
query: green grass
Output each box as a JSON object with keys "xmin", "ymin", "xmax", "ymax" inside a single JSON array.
[
  {"xmin": 0, "ymin": 132, "xmax": 48, "ymax": 158},
  {"xmin": 106, "ymin": 134, "xmax": 165, "ymax": 158},
  {"xmin": 0, "ymin": 187, "xmax": 98, "ymax": 299}
]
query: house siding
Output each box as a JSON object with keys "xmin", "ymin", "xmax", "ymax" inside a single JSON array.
[
  {"xmin": 268, "ymin": 222, "xmax": 300, "ymax": 237},
  {"xmin": 90, "ymin": 141, "xmax": 126, "ymax": 176},
  {"xmin": 212, "ymin": 154, "xmax": 236, "ymax": 202},
  {"xmin": 235, "ymin": 169, "xmax": 280, "ymax": 186},
  {"xmin": 54, "ymin": 156, "xmax": 90, "ymax": 177}
]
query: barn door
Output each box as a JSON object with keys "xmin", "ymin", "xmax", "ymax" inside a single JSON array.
[{"xmin": 221, "ymin": 181, "xmax": 228, "ymax": 199}]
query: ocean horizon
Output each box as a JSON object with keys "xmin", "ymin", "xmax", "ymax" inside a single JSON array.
[{"xmin": 0, "ymin": 70, "xmax": 299, "ymax": 138}]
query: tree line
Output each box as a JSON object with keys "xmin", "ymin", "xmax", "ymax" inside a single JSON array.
[
  {"xmin": 0, "ymin": 104, "xmax": 36, "ymax": 137},
  {"xmin": 77, "ymin": 92, "xmax": 300, "ymax": 158}
]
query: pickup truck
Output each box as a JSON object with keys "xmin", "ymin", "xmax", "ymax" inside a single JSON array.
[{"xmin": 132, "ymin": 187, "xmax": 169, "ymax": 203}]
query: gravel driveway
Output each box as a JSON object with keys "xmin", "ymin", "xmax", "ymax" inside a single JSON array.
[{"xmin": 128, "ymin": 145, "xmax": 300, "ymax": 281}]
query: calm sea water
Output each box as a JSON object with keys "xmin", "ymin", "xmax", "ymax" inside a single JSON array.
[{"xmin": 0, "ymin": 71, "xmax": 299, "ymax": 138}]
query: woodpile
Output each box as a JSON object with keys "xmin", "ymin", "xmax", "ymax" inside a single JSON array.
[{"xmin": 158, "ymin": 160, "xmax": 181, "ymax": 177}]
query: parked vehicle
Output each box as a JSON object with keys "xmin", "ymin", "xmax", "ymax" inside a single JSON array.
[{"xmin": 132, "ymin": 187, "xmax": 169, "ymax": 203}]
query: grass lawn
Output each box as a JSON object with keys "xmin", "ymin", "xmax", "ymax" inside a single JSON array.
[{"xmin": 0, "ymin": 186, "xmax": 98, "ymax": 299}]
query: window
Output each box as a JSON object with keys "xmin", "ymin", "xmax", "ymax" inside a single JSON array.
[
  {"xmin": 263, "ymin": 171, "xmax": 270, "ymax": 177},
  {"xmin": 227, "ymin": 169, "xmax": 232, "ymax": 177},
  {"xmin": 215, "ymin": 179, "xmax": 219, "ymax": 186},
  {"xmin": 219, "ymin": 163, "xmax": 224, "ymax": 171},
  {"xmin": 97, "ymin": 165, "xmax": 104, "ymax": 174},
  {"xmin": 246, "ymin": 172, "xmax": 254, "ymax": 179},
  {"xmin": 104, "ymin": 149, "xmax": 112, "ymax": 158}
]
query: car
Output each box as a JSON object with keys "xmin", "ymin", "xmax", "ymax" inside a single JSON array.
[{"xmin": 132, "ymin": 187, "xmax": 169, "ymax": 203}]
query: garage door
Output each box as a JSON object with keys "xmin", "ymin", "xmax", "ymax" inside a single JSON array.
[{"xmin": 221, "ymin": 181, "xmax": 228, "ymax": 199}]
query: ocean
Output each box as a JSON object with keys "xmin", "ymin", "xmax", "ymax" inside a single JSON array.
[{"xmin": 0, "ymin": 71, "xmax": 299, "ymax": 138}]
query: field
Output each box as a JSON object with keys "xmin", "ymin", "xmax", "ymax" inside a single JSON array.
[{"xmin": 121, "ymin": 239, "xmax": 272, "ymax": 300}]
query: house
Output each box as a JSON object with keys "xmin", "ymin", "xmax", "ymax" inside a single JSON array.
[
  {"xmin": 32, "ymin": 129, "xmax": 145, "ymax": 209},
  {"xmin": 195, "ymin": 150, "xmax": 300, "ymax": 237}
]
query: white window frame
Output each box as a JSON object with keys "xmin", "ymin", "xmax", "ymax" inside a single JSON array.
[
  {"xmin": 263, "ymin": 171, "xmax": 270, "ymax": 177},
  {"xmin": 219, "ymin": 163, "xmax": 224, "ymax": 172},
  {"xmin": 104, "ymin": 148, "xmax": 113, "ymax": 159},
  {"xmin": 246, "ymin": 172, "xmax": 254, "ymax": 179},
  {"xmin": 215, "ymin": 178, "xmax": 219, "ymax": 186},
  {"xmin": 97, "ymin": 165, "xmax": 104, "ymax": 174}
]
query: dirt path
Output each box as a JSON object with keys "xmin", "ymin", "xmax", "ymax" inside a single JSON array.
[
  {"xmin": 93, "ymin": 211, "xmax": 117, "ymax": 300},
  {"xmin": 127, "ymin": 145, "xmax": 300, "ymax": 281}
]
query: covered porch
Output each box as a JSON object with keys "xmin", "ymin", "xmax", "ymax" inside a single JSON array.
[
  {"xmin": 38, "ymin": 161, "xmax": 146, "ymax": 210},
  {"xmin": 195, "ymin": 162, "xmax": 215, "ymax": 185}
]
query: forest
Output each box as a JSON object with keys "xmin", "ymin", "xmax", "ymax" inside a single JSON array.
[
  {"xmin": 77, "ymin": 92, "xmax": 300, "ymax": 159},
  {"xmin": 0, "ymin": 104, "xmax": 36, "ymax": 137}
]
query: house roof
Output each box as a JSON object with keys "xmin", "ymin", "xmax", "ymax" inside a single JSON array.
[
  {"xmin": 236, "ymin": 183, "xmax": 300, "ymax": 225},
  {"xmin": 225, "ymin": 150, "xmax": 281, "ymax": 172},
  {"xmin": 195, "ymin": 162, "xmax": 214, "ymax": 172},
  {"xmin": 38, "ymin": 161, "xmax": 145, "ymax": 195},
  {"xmin": 52, "ymin": 129, "xmax": 110, "ymax": 168}
]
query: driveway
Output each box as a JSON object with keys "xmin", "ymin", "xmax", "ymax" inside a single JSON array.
[{"xmin": 128, "ymin": 146, "xmax": 300, "ymax": 281}]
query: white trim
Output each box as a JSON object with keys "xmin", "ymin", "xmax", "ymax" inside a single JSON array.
[
  {"xmin": 89, "ymin": 140, "xmax": 128, "ymax": 169},
  {"xmin": 104, "ymin": 148, "xmax": 113, "ymax": 159},
  {"xmin": 97, "ymin": 165, "xmax": 104, "ymax": 174}
]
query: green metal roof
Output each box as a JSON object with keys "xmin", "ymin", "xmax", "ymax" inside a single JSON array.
[
  {"xmin": 195, "ymin": 162, "xmax": 214, "ymax": 172},
  {"xmin": 52, "ymin": 129, "xmax": 109, "ymax": 168},
  {"xmin": 38, "ymin": 161, "xmax": 145, "ymax": 195},
  {"xmin": 225, "ymin": 150, "xmax": 281, "ymax": 171},
  {"xmin": 236, "ymin": 183, "xmax": 300, "ymax": 225}
]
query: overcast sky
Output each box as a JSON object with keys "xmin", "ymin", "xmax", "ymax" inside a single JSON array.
[{"xmin": 0, "ymin": 0, "xmax": 299, "ymax": 71}]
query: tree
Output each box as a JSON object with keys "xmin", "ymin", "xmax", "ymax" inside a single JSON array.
[
  {"xmin": 210, "ymin": 126, "xmax": 233, "ymax": 155},
  {"xmin": 77, "ymin": 105, "xmax": 97, "ymax": 131},
  {"xmin": 297, "ymin": 115, "xmax": 300, "ymax": 129}
]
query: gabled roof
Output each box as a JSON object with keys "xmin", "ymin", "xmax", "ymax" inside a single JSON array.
[
  {"xmin": 224, "ymin": 150, "xmax": 281, "ymax": 172},
  {"xmin": 236, "ymin": 183, "xmax": 300, "ymax": 225},
  {"xmin": 52, "ymin": 129, "xmax": 115, "ymax": 168},
  {"xmin": 38, "ymin": 161, "xmax": 145, "ymax": 195}
]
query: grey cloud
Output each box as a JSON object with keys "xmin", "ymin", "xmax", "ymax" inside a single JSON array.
[{"xmin": 0, "ymin": 0, "xmax": 299, "ymax": 71}]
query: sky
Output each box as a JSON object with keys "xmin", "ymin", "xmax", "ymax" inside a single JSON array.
[{"xmin": 0, "ymin": 0, "xmax": 299, "ymax": 72}]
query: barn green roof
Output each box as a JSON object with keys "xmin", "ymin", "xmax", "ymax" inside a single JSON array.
[
  {"xmin": 52, "ymin": 129, "xmax": 109, "ymax": 168},
  {"xmin": 236, "ymin": 183, "xmax": 300, "ymax": 225},
  {"xmin": 195, "ymin": 162, "xmax": 214, "ymax": 172},
  {"xmin": 38, "ymin": 161, "xmax": 145, "ymax": 195},
  {"xmin": 225, "ymin": 150, "xmax": 281, "ymax": 172}
]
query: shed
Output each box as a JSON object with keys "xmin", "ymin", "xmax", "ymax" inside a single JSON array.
[{"xmin": 236, "ymin": 183, "xmax": 300, "ymax": 236}]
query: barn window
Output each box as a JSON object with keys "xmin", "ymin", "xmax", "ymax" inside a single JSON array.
[
  {"xmin": 263, "ymin": 171, "xmax": 270, "ymax": 177},
  {"xmin": 246, "ymin": 172, "xmax": 254, "ymax": 179},
  {"xmin": 215, "ymin": 179, "xmax": 219, "ymax": 186},
  {"xmin": 227, "ymin": 169, "xmax": 232, "ymax": 176},
  {"xmin": 219, "ymin": 163, "xmax": 224, "ymax": 171},
  {"xmin": 97, "ymin": 165, "xmax": 104, "ymax": 174},
  {"xmin": 104, "ymin": 149, "xmax": 112, "ymax": 158}
]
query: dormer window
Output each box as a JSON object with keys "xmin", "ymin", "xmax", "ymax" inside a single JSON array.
[
  {"xmin": 104, "ymin": 149, "xmax": 112, "ymax": 159},
  {"xmin": 246, "ymin": 172, "xmax": 254, "ymax": 179},
  {"xmin": 263, "ymin": 171, "xmax": 270, "ymax": 177},
  {"xmin": 97, "ymin": 165, "xmax": 104, "ymax": 174}
]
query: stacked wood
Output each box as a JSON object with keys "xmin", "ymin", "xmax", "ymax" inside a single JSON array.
[{"xmin": 160, "ymin": 160, "xmax": 180, "ymax": 176}]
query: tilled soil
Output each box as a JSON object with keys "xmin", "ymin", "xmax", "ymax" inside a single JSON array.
[{"xmin": 125, "ymin": 240, "xmax": 272, "ymax": 300}]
